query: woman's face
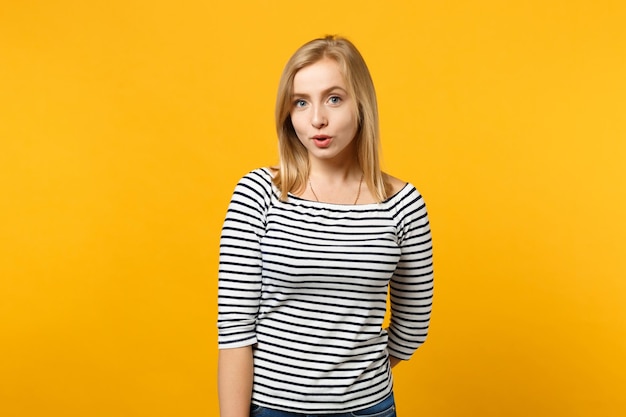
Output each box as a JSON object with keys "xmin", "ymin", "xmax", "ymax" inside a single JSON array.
[{"xmin": 290, "ymin": 58, "xmax": 358, "ymax": 166}]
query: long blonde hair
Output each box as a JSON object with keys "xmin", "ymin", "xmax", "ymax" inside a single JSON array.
[{"xmin": 273, "ymin": 35, "xmax": 388, "ymax": 202}]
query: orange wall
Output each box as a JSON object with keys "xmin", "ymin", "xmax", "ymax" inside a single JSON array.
[{"xmin": 1, "ymin": 1, "xmax": 625, "ymax": 416}]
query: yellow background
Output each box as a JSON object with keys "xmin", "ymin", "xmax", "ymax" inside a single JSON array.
[{"xmin": 1, "ymin": 1, "xmax": 625, "ymax": 416}]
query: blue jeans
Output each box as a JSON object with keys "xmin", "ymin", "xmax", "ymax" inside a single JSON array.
[{"xmin": 249, "ymin": 392, "xmax": 396, "ymax": 417}]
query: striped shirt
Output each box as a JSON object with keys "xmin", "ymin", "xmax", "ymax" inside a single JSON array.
[{"xmin": 217, "ymin": 168, "xmax": 434, "ymax": 413}]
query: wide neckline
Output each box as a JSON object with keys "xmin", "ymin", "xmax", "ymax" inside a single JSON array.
[
  {"xmin": 286, "ymin": 182, "xmax": 410, "ymax": 208},
  {"xmin": 258, "ymin": 167, "xmax": 412, "ymax": 208}
]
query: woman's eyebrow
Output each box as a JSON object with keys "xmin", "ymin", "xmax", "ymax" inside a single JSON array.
[{"xmin": 292, "ymin": 86, "xmax": 348, "ymax": 98}]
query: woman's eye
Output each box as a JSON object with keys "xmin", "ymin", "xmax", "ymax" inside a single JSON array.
[
  {"xmin": 328, "ymin": 96, "xmax": 342, "ymax": 104},
  {"xmin": 294, "ymin": 99, "xmax": 307, "ymax": 108}
]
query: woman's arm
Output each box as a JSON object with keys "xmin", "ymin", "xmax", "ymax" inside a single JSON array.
[
  {"xmin": 218, "ymin": 346, "xmax": 254, "ymax": 417},
  {"xmin": 387, "ymin": 187, "xmax": 434, "ymax": 360},
  {"xmin": 217, "ymin": 171, "xmax": 272, "ymax": 416}
]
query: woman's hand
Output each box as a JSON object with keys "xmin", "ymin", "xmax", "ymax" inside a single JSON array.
[{"xmin": 389, "ymin": 355, "xmax": 402, "ymax": 369}]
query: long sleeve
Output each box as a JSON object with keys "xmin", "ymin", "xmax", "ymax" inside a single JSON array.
[
  {"xmin": 217, "ymin": 169, "xmax": 272, "ymax": 349},
  {"xmin": 387, "ymin": 189, "xmax": 434, "ymax": 359}
]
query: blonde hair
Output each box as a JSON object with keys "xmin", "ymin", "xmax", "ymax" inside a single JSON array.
[{"xmin": 273, "ymin": 35, "xmax": 388, "ymax": 202}]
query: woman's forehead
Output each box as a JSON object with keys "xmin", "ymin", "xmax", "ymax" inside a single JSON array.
[{"xmin": 293, "ymin": 59, "xmax": 347, "ymax": 93}]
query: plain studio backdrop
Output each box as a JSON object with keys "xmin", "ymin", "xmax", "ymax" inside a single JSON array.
[{"xmin": 1, "ymin": 1, "xmax": 624, "ymax": 416}]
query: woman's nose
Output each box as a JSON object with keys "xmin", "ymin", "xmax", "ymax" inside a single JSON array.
[{"xmin": 311, "ymin": 106, "xmax": 328, "ymax": 129}]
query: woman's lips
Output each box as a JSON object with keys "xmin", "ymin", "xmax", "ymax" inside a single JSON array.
[{"xmin": 312, "ymin": 135, "xmax": 332, "ymax": 148}]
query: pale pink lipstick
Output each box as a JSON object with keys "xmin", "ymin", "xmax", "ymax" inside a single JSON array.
[{"xmin": 312, "ymin": 135, "xmax": 332, "ymax": 148}]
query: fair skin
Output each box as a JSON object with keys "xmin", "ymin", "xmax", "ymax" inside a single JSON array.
[
  {"xmin": 290, "ymin": 58, "xmax": 367, "ymax": 203},
  {"xmin": 218, "ymin": 57, "xmax": 404, "ymax": 417},
  {"xmin": 218, "ymin": 346, "xmax": 253, "ymax": 417},
  {"xmin": 290, "ymin": 58, "xmax": 405, "ymax": 203}
]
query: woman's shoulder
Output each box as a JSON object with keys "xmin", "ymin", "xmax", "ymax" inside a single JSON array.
[
  {"xmin": 238, "ymin": 167, "xmax": 275, "ymax": 181},
  {"xmin": 382, "ymin": 173, "xmax": 429, "ymax": 228},
  {"xmin": 382, "ymin": 172, "xmax": 425, "ymax": 205},
  {"xmin": 383, "ymin": 172, "xmax": 408, "ymax": 197},
  {"xmin": 228, "ymin": 168, "xmax": 278, "ymax": 209},
  {"xmin": 233, "ymin": 167, "xmax": 276, "ymax": 193}
]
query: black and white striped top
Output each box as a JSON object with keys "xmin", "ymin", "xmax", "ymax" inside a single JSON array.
[{"xmin": 217, "ymin": 168, "xmax": 434, "ymax": 413}]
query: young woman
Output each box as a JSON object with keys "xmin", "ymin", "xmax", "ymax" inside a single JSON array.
[{"xmin": 217, "ymin": 36, "xmax": 434, "ymax": 417}]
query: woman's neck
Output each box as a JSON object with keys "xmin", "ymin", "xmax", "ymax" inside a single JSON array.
[
  {"xmin": 308, "ymin": 158, "xmax": 361, "ymax": 185},
  {"xmin": 303, "ymin": 158, "xmax": 366, "ymax": 204}
]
